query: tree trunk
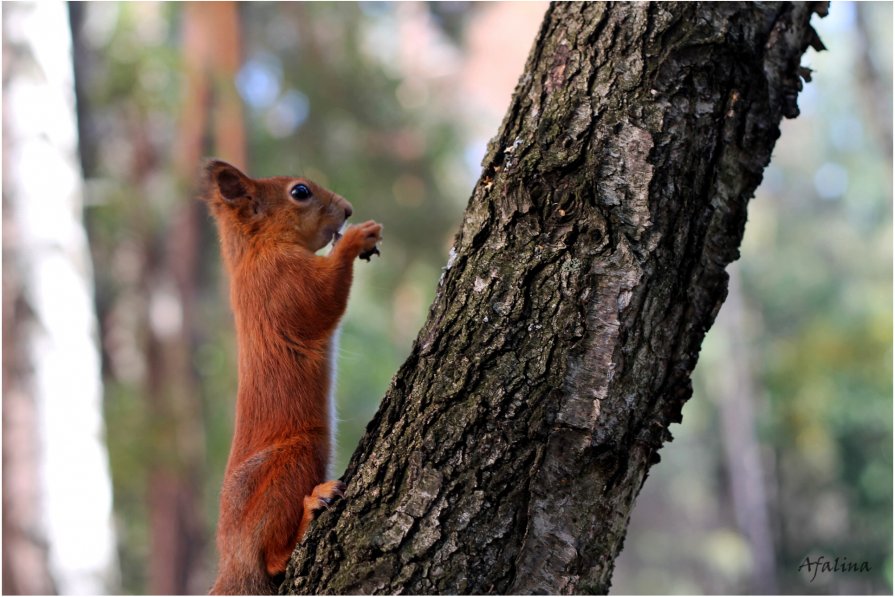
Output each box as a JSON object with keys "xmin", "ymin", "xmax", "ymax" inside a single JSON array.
[
  {"xmin": 3, "ymin": 2, "xmax": 118, "ymax": 593},
  {"xmin": 714, "ymin": 266, "xmax": 777, "ymax": 594},
  {"xmin": 146, "ymin": 3, "xmax": 247, "ymax": 593},
  {"xmin": 283, "ymin": 2, "xmax": 824, "ymax": 594}
]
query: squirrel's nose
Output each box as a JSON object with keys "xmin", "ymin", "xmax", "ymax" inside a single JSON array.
[{"xmin": 344, "ymin": 205, "xmax": 353, "ymax": 218}]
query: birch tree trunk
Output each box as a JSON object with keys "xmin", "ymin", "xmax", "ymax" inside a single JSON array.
[
  {"xmin": 283, "ymin": 2, "xmax": 825, "ymax": 593},
  {"xmin": 2, "ymin": 2, "xmax": 118, "ymax": 593}
]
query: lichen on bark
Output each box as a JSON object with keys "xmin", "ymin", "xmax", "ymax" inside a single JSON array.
[{"xmin": 282, "ymin": 2, "xmax": 825, "ymax": 594}]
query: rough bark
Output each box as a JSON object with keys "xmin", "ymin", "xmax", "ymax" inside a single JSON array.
[{"xmin": 283, "ymin": 2, "xmax": 824, "ymax": 594}]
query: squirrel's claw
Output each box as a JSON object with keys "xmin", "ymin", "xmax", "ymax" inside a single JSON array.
[
  {"xmin": 305, "ymin": 480, "xmax": 347, "ymax": 514},
  {"xmin": 359, "ymin": 245, "xmax": 380, "ymax": 261}
]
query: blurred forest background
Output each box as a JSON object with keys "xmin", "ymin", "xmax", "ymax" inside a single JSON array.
[{"xmin": 1, "ymin": 1, "xmax": 891, "ymax": 595}]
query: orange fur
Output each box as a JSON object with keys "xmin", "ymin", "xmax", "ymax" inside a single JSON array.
[{"xmin": 201, "ymin": 160, "xmax": 380, "ymax": 594}]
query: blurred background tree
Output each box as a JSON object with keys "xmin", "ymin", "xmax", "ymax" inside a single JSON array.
[
  {"xmin": 2, "ymin": 1, "xmax": 889, "ymax": 594},
  {"xmin": 3, "ymin": 2, "xmax": 116, "ymax": 594}
]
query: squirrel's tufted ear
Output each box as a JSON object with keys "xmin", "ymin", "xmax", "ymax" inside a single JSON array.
[{"xmin": 201, "ymin": 159, "xmax": 251, "ymax": 202}]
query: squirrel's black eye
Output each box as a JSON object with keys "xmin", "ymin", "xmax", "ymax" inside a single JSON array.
[{"xmin": 290, "ymin": 184, "xmax": 312, "ymax": 201}]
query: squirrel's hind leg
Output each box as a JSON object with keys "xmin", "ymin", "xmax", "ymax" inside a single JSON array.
[
  {"xmin": 264, "ymin": 479, "xmax": 346, "ymax": 577},
  {"xmin": 298, "ymin": 480, "xmax": 346, "ymax": 537}
]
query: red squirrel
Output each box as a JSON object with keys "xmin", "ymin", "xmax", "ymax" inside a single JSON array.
[{"xmin": 201, "ymin": 160, "xmax": 382, "ymax": 594}]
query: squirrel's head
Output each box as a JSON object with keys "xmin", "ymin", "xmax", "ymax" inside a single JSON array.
[{"xmin": 200, "ymin": 159, "xmax": 354, "ymax": 253}]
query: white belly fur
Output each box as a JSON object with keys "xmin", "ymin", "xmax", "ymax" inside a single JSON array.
[{"xmin": 326, "ymin": 325, "xmax": 341, "ymax": 479}]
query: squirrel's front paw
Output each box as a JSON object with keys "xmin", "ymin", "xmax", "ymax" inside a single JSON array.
[
  {"xmin": 303, "ymin": 480, "xmax": 346, "ymax": 515},
  {"xmin": 341, "ymin": 220, "xmax": 382, "ymax": 260}
]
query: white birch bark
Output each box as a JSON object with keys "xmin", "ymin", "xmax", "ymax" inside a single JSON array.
[{"xmin": 2, "ymin": 2, "xmax": 118, "ymax": 593}]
